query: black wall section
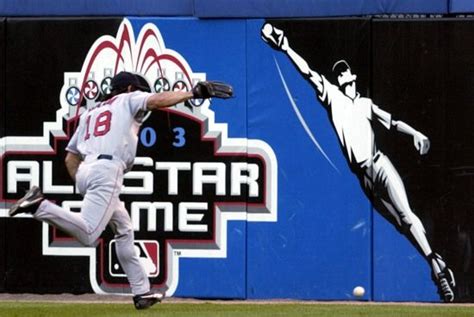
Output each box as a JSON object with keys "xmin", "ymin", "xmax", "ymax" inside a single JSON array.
[
  {"xmin": 0, "ymin": 18, "xmax": 4, "ymax": 139},
  {"xmin": 372, "ymin": 18, "xmax": 474, "ymax": 302},
  {"xmin": 4, "ymin": 18, "xmax": 122, "ymax": 294},
  {"xmin": 5, "ymin": 18, "xmax": 122, "ymax": 137},
  {"xmin": 443, "ymin": 19, "xmax": 474, "ymax": 301}
]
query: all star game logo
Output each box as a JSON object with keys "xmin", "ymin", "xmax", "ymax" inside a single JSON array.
[{"xmin": 0, "ymin": 19, "xmax": 277, "ymax": 296}]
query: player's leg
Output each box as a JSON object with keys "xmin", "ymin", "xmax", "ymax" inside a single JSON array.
[
  {"xmin": 34, "ymin": 200, "xmax": 103, "ymax": 246},
  {"xmin": 31, "ymin": 161, "xmax": 122, "ymax": 246},
  {"xmin": 108, "ymin": 205, "xmax": 163, "ymax": 309},
  {"xmin": 371, "ymin": 154, "xmax": 455, "ymax": 302},
  {"xmin": 9, "ymin": 187, "xmax": 104, "ymax": 246},
  {"xmin": 372, "ymin": 155, "xmax": 432, "ymax": 256},
  {"xmin": 108, "ymin": 204, "xmax": 150, "ymax": 295}
]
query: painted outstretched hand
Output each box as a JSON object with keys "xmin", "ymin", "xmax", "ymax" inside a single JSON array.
[
  {"xmin": 414, "ymin": 132, "xmax": 430, "ymax": 155},
  {"xmin": 261, "ymin": 23, "xmax": 289, "ymax": 52}
]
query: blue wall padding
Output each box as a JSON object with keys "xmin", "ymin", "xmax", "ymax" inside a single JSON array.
[
  {"xmin": 246, "ymin": 18, "xmax": 373, "ymax": 300},
  {"xmin": 0, "ymin": 0, "xmax": 194, "ymax": 16},
  {"xmin": 0, "ymin": 0, "xmax": 451, "ymax": 17},
  {"xmin": 450, "ymin": 0, "xmax": 474, "ymax": 13},
  {"xmin": 194, "ymin": 0, "xmax": 448, "ymax": 18}
]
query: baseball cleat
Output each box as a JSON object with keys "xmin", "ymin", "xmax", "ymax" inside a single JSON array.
[
  {"xmin": 261, "ymin": 23, "xmax": 285, "ymax": 50},
  {"xmin": 433, "ymin": 268, "xmax": 456, "ymax": 303},
  {"xmin": 8, "ymin": 186, "xmax": 44, "ymax": 217},
  {"xmin": 133, "ymin": 291, "xmax": 164, "ymax": 310}
]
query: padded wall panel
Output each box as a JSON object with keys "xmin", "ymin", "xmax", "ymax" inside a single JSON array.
[
  {"xmin": 0, "ymin": 0, "xmax": 193, "ymax": 16},
  {"xmin": 439, "ymin": 19, "xmax": 474, "ymax": 302},
  {"xmin": 450, "ymin": 0, "xmax": 474, "ymax": 13},
  {"xmin": 246, "ymin": 18, "xmax": 372, "ymax": 300},
  {"xmin": 128, "ymin": 17, "xmax": 249, "ymax": 299},
  {"xmin": 195, "ymin": 0, "xmax": 448, "ymax": 18},
  {"xmin": 3, "ymin": 18, "xmax": 123, "ymax": 293},
  {"xmin": 0, "ymin": 18, "xmax": 5, "ymax": 292},
  {"xmin": 372, "ymin": 18, "xmax": 474, "ymax": 302},
  {"xmin": 371, "ymin": 19, "xmax": 447, "ymax": 302}
]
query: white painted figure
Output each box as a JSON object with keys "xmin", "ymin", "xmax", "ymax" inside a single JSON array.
[{"xmin": 262, "ymin": 22, "xmax": 455, "ymax": 302}]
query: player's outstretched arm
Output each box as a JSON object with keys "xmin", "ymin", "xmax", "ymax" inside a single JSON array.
[
  {"xmin": 261, "ymin": 23, "xmax": 323, "ymax": 93},
  {"xmin": 392, "ymin": 120, "xmax": 430, "ymax": 155},
  {"xmin": 146, "ymin": 91, "xmax": 194, "ymax": 111},
  {"xmin": 65, "ymin": 152, "xmax": 83, "ymax": 182},
  {"xmin": 146, "ymin": 81, "xmax": 233, "ymax": 111}
]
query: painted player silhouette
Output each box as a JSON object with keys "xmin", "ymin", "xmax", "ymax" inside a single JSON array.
[{"xmin": 262, "ymin": 23, "xmax": 455, "ymax": 302}]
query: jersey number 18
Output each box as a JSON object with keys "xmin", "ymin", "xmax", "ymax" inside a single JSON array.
[{"xmin": 84, "ymin": 110, "xmax": 112, "ymax": 140}]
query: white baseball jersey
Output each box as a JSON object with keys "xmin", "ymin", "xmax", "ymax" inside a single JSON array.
[
  {"xmin": 319, "ymin": 75, "xmax": 391, "ymax": 166},
  {"xmin": 66, "ymin": 91, "xmax": 152, "ymax": 171},
  {"xmin": 36, "ymin": 90, "xmax": 155, "ymax": 295}
]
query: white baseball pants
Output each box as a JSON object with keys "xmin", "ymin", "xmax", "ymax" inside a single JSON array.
[{"xmin": 34, "ymin": 158, "xmax": 150, "ymax": 295}]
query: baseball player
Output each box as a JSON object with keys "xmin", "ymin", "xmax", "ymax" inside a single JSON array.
[
  {"xmin": 261, "ymin": 23, "xmax": 455, "ymax": 302},
  {"xmin": 8, "ymin": 72, "xmax": 232, "ymax": 309}
]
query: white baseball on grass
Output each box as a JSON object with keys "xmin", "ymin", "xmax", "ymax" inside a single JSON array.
[{"xmin": 353, "ymin": 286, "xmax": 365, "ymax": 298}]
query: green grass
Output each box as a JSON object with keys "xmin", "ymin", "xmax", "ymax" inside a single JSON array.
[{"xmin": 0, "ymin": 302, "xmax": 473, "ymax": 317}]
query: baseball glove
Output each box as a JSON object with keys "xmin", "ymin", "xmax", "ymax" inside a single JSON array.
[{"xmin": 192, "ymin": 81, "xmax": 233, "ymax": 99}]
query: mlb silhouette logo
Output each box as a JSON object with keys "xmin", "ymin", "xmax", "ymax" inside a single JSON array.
[{"xmin": 109, "ymin": 240, "xmax": 159, "ymax": 277}]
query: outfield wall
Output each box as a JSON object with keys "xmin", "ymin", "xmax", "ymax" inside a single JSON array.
[
  {"xmin": 1, "ymin": 1, "xmax": 474, "ymax": 304},
  {"xmin": 0, "ymin": 0, "xmax": 451, "ymax": 16}
]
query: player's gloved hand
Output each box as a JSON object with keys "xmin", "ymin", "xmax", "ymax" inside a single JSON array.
[{"xmin": 192, "ymin": 81, "xmax": 233, "ymax": 100}]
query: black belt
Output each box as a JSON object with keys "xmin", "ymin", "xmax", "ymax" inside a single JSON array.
[{"xmin": 97, "ymin": 154, "xmax": 113, "ymax": 160}]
